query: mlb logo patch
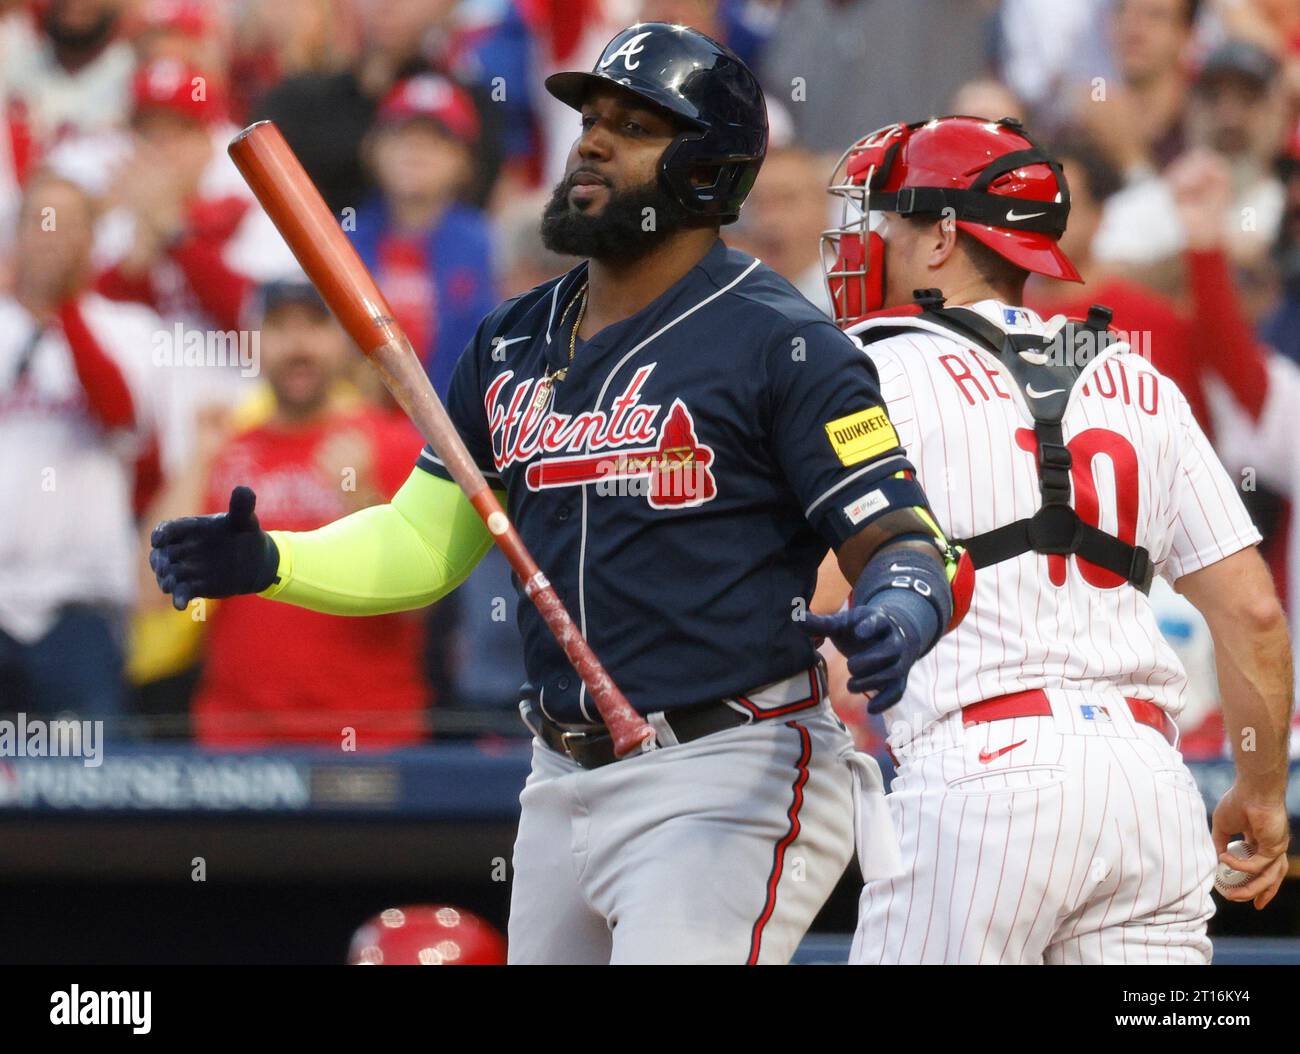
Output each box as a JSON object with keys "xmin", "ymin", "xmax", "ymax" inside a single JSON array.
[
  {"xmin": 844, "ymin": 489, "xmax": 889, "ymax": 525},
  {"xmin": 1080, "ymin": 704, "xmax": 1111, "ymax": 722},
  {"xmin": 1003, "ymin": 307, "xmax": 1032, "ymax": 328}
]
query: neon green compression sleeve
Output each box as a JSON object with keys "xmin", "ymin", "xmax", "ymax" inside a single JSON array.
[{"xmin": 257, "ymin": 467, "xmax": 499, "ymax": 615}]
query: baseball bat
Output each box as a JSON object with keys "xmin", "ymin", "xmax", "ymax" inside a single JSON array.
[{"xmin": 228, "ymin": 120, "xmax": 655, "ymax": 757}]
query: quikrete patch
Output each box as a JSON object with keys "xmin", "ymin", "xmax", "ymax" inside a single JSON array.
[{"xmin": 824, "ymin": 407, "xmax": 898, "ymax": 466}]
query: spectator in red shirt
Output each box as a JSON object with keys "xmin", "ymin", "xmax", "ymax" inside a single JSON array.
[
  {"xmin": 188, "ymin": 280, "xmax": 428, "ymax": 748},
  {"xmin": 92, "ymin": 57, "xmax": 300, "ymax": 499},
  {"xmin": 96, "ymin": 57, "xmax": 253, "ymax": 332}
]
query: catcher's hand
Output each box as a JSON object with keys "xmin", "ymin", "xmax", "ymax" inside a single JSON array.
[
  {"xmin": 150, "ymin": 486, "xmax": 280, "ymax": 610},
  {"xmin": 1211, "ymin": 783, "xmax": 1290, "ymax": 910}
]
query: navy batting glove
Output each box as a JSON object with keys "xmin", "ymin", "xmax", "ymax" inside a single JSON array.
[
  {"xmin": 149, "ymin": 486, "xmax": 280, "ymax": 611},
  {"xmin": 801, "ymin": 588, "xmax": 938, "ymax": 714}
]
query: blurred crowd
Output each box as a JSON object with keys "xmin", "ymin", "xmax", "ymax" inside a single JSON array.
[{"xmin": 2, "ymin": 0, "xmax": 1300, "ymax": 756}]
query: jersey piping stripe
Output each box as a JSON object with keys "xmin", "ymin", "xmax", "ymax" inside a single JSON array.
[
  {"xmin": 577, "ymin": 484, "xmax": 594, "ymax": 722},
  {"xmin": 803, "ymin": 454, "xmax": 909, "ymax": 518},
  {"xmin": 544, "ymin": 280, "xmax": 561, "ymax": 345},
  {"xmin": 733, "ymin": 666, "xmax": 821, "ymax": 719},
  {"xmin": 747, "ymin": 719, "xmax": 812, "ymax": 964},
  {"xmin": 588, "ymin": 258, "xmax": 763, "ymax": 415},
  {"xmin": 418, "ymin": 450, "xmax": 503, "ymax": 482},
  {"xmin": 575, "ymin": 257, "xmax": 763, "ymax": 720}
]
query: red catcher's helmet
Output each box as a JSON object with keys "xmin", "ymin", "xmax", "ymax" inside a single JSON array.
[
  {"xmin": 822, "ymin": 116, "xmax": 1082, "ymax": 328},
  {"xmin": 347, "ymin": 905, "xmax": 506, "ymax": 965}
]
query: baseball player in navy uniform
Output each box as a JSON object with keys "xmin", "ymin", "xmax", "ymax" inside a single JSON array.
[{"xmin": 149, "ymin": 24, "xmax": 968, "ymax": 964}]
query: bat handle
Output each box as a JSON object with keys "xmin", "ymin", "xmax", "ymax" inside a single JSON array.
[
  {"xmin": 476, "ymin": 495, "xmax": 656, "ymax": 758},
  {"xmin": 522, "ymin": 572, "xmax": 657, "ymax": 758}
]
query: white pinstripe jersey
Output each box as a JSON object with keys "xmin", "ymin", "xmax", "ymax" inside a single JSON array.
[{"xmin": 849, "ymin": 301, "xmax": 1260, "ymax": 740}]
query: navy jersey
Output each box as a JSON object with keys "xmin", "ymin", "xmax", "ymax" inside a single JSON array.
[{"xmin": 417, "ymin": 239, "xmax": 928, "ymax": 722}]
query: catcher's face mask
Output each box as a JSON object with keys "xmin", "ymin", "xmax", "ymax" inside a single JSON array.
[{"xmin": 822, "ymin": 122, "xmax": 912, "ymax": 328}]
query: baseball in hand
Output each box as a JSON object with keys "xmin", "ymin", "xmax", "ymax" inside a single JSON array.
[{"xmin": 1214, "ymin": 839, "xmax": 1255, "ymax": 893}]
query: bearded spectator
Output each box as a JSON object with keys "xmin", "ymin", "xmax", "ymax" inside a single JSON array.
[
  {"xmin": 1, "ymin": 0, "xmax": 136, "ymax": 144},
  {"xmin": 160, "ymin": 281, "xmax": 429, "ymax": 747}
]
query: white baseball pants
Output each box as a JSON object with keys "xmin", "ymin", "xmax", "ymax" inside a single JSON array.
[{"xmin": 852, "ymin": 689, "xmax": 1217, "ymax": 964}]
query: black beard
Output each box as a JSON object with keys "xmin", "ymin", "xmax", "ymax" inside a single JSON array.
[
  {"xmin": 540, "ymin": 171, "xmax": 695, "ymax": 263},
  {"xmin": 43, "ymin": 9, "xmax": 118, "ymax": 53}
]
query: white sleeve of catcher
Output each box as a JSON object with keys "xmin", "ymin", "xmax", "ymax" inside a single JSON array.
[{"xmin": 1161, "ymin": 378, "xmax": 1262, "ymax": 584}]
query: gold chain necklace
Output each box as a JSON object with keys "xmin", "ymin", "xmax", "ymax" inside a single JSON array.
[{"xmin": 532, "ymin": 281, "xmax": 588, "ymax": 412}]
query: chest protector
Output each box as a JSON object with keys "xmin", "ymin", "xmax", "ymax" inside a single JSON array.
[{"xmin": 857, "ymin": 292, "xmax": 1154, "ymax": 594}]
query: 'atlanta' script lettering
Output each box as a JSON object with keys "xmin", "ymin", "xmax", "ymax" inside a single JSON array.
[{"xmin": 486, "ymin": 364, "xmax": 662, "ymax": 470}]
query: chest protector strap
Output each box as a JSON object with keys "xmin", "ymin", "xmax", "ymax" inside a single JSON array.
[{"xmin": 867, "ymin": 294, "xmax": 1154, "ymax": 593}]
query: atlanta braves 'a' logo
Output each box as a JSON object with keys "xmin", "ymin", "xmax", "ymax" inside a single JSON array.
[
  {"xmin": 485, "ymin": 365, "xmax": 718, "ymax": 509},
  {"xmin": 599, "ymin": 31, "xmax": 652, "ymax": 72}
]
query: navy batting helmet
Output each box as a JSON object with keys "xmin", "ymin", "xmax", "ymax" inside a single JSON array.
[{"xmin": 545, "ymin": 23, "xmax": 768, "ymax": 225}]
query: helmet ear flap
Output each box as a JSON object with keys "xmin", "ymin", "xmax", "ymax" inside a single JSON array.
[{"xmin": 659, "ymin": 131, "xmax": 763, "ymax": 226}]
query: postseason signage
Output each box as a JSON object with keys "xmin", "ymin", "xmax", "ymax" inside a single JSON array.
[
  {"xmin": 0, "ymin": 742, "xmax": 534, "ymax": 816},
  {"xmin": 0, "ymin": 751, "xmax": 311, "ymax": 811}
]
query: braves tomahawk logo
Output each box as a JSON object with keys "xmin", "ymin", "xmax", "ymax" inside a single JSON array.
[{"xmin": 486, "ymin": 364, "xmax": 717, "ymax": 509}]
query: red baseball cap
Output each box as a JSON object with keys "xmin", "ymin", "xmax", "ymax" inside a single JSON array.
[
  {"xmin": 377, "ymin": 74, "xmax": 480, "ymax": 144},
  {"xmin": 131, "ymin": 0, "xmax": 213, "ymax": 39},
  {"xmin": 131, "ymin": 58, "xmax": 225, "ymax": 126}
]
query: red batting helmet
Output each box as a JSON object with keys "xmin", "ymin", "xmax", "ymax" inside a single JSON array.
[
  {"xmin": 347, "ymin": 905, "xmax": 506, "ymax": 966},
  {"xmin": 822, "ymin": 115, "xmax": 1081, "ymax": 328}
]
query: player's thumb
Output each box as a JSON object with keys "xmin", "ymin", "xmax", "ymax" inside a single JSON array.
[
  {"xmin": 798, "ymin": 610, "xmax": 843, "ymax": 639},
  {"xmin": 1209, "ymin": 801, "xmax": 1234, "ymax": 856},
  {"xmin": 226, "ymin": 486, "xmax": 259, "ymax": 531}
]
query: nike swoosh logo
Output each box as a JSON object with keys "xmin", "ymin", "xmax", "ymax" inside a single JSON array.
[
  {"xmin": 978, "ymin": 739, "xmax": 1027, "ymax": 763},
  {"xmin": 1006, "ymin": 209, "xmax": 1046, "ymax": 222},
  {"xmin": 1025, "ymin": 383, "xmax": 1066, "ymax": 399},
  {"xmin": 491, "ymin": 335, "xmax": 531, "ymax": 352},
  {"xmin": 889, "ymin": 564, "xmax": 916, "ymax": 573}
]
